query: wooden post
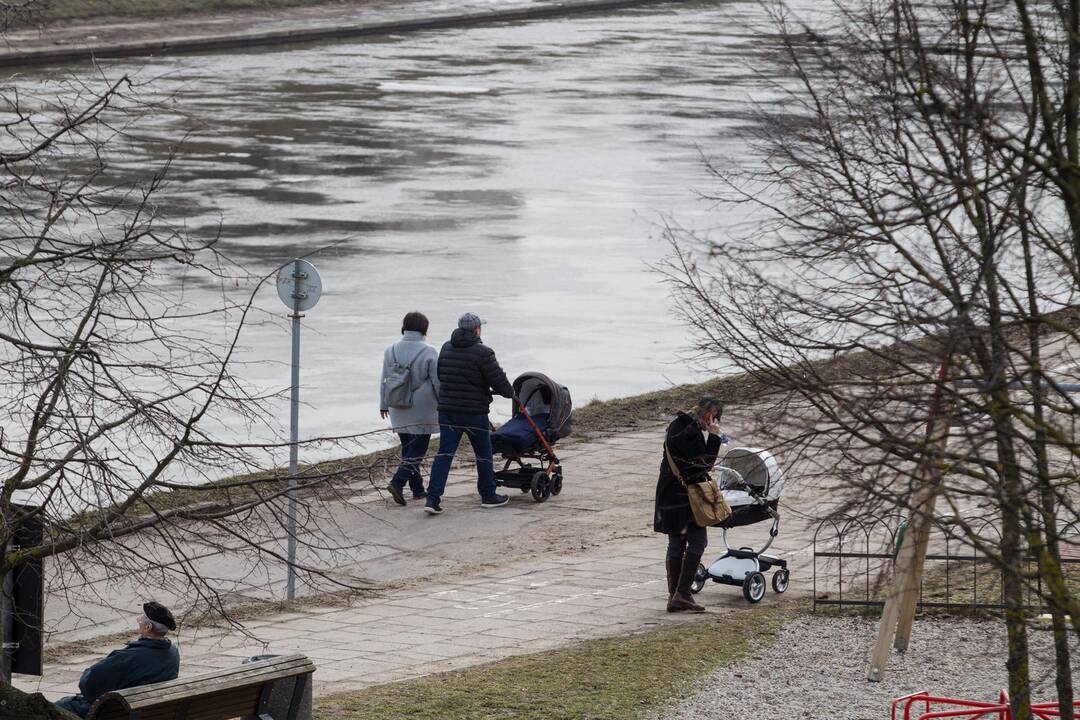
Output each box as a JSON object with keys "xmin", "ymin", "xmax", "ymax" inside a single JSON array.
[
  {"xmin": 894, "ymin": 420, "xmax": 950, "ymax": 651},
  {"xmin": 867, "ymin": 357, "xmax": 951, "ymax": 681}
]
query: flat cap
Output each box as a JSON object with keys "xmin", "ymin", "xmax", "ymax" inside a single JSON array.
[{"xmin": 143, "ymin": 601, "xmax": 176, "ymax": 631}]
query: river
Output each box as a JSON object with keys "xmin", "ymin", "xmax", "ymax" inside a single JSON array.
[{"xmin": 19, "ymin": 0, "xmax": 788, "ymax": 455}]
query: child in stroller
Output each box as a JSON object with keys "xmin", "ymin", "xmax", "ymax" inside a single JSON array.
[
  {"xmin": 690, "ymin": 447, "xmax": 790, "ymax": 603},
  {"xmin": 490, "ymin": 372, "xmax": 572, "ymax": 502}
]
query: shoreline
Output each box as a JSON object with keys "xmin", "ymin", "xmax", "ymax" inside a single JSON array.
[{"xmin": 0, "ymin": 0, "xmax": 699, "ymax": 68}]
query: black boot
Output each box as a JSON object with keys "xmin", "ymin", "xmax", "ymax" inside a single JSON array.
[{"xmin": 669, "ymin": 551, "xmax": 705, "ymax": 613}]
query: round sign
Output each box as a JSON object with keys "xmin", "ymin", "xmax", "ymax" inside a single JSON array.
[{"xmin": 276, "ymin": 259, "xmax": 322, "ymax": 312}]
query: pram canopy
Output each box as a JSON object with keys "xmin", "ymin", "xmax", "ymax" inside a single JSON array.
[
  {"xmin": 719, "ymin": 448, "xmax": 784, "ymax": 501},
  {"xmin": 714, "ymin": 448, "xmax": 784, "ymax": 529}
]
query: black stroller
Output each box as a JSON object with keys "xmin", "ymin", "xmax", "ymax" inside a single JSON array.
[{"xmin": 490, "ymin": 372, "xmax": 572, "ymax": 502}]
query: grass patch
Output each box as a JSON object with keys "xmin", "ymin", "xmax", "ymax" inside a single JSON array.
[{"xmin": 313, "ymin": 602, "xmax": 797, "ymax": 720}]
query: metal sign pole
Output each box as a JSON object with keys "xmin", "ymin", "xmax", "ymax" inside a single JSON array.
[
  {"xmin": 286, "ymin": 260, "xmax": 302, "ymax": 600},
  {"xmin": 276, "ymin": 259, "xmax": 322, "ymax": 602}
]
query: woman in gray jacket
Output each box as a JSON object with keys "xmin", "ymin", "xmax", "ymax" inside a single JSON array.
[{"xmin": 380, "ymin": 311, "xmax": 440, "ymax": 505}]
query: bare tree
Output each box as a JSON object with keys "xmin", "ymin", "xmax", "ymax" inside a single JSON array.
[
  {"xmin": 665, "ymin": 1, "xmax": 1080, "ymax": 717},
  {"xmin": 0, "ymin": 49, "xmax": 384, "ymax": 720}
]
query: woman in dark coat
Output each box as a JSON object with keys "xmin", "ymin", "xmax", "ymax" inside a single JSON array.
[{"xmin": 654, "ymin": 396, "xmax": 725, "ymax": 612}]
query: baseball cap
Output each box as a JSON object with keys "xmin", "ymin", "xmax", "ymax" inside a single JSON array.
[{"xmin": 457, "ymin": 312, "xmax": 485, "ymax": 330}]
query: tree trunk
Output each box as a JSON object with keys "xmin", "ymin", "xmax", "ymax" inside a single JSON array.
[{"xmin": 0, "ymin": 682, "xmax": 79, "ymax": 720}]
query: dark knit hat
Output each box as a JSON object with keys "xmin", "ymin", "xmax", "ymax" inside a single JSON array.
[{"xmin": 143, "ymin": 601, "xmax": 176, "ymax": 631}]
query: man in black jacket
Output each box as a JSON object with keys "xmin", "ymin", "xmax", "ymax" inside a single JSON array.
[
  {"xmin": 54, "ymin": 602, "xmax": 180, "ymax": 717},
  {"xmin": 424, "ymin": 312, "xmax": 515, "ymax": 514}
]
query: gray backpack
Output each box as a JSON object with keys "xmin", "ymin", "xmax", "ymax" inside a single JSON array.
[{"xmin": 383, "ymin": 348, "xmax": 422, "ymax": 409}]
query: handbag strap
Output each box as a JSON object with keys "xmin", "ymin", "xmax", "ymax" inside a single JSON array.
[{"xmin": 663, "ymin": 443, "xmax": 685, "ymax": 485}]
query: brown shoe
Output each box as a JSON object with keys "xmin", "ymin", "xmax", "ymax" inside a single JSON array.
[{"xmin": 667, "ymin": 591, "xmax": 705, "ymax": 613}]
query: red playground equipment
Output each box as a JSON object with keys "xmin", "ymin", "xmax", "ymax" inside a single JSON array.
[{"xmin": 892, "ymin": 691, "xmax": 1080, "ymax": 720}]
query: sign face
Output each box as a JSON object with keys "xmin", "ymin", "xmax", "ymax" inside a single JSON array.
[{"xmin": 276, "ymin": 259, "xmax": 322, "ymax": 312}]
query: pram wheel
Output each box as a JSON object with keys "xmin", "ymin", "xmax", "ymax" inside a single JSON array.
[
  {"xmin": 530, "ymin": 471, "xmax": 551, "ymax": 502},
  {"xmin": 742, "ymin": 571, "xmax": 766, "ymax": 603},
  {"xmin": 690, "ymin": 563, "xmax": 707, "ymax": 594},
  {"xmin": 551, "ymin": 466, "xmax": 563, "ymax": 495},
  {"xmin": 772, "ymin": 569, "xmax": 789, "ymax": 594}
]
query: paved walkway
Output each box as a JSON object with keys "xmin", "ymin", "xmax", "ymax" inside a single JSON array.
[{"xmin": 14, "ymin": 413, "xmax": 821, "ymax": 700}]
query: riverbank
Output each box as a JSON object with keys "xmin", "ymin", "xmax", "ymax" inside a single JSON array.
[
  {"xmin": 13, "ymin": 0, "xmax": 348, "ymax": 24},
  {"xmin": 0, "ymin": 0, "xmax": 698, "ymax": 67}
]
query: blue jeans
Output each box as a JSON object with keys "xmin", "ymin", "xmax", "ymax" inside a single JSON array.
[
  {"xmin": 391, "ymin": 433, "xmax": 430, "ymax": 496},
  {"xmin": 55, "ymin": 695, "xmax": 90, "ymax": 718},
  {"xmin": 427, "ymin": 412, "xmax": 497, "ymax": 501}
]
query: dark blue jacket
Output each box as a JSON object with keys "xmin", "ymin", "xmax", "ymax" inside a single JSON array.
[
  {"xmin": 436, "ymin": 328, "xmax": 514, "ymax": 415},
  {"xmin": 64, "ymin": 637, "xmax": 180, "ymax": 716}
]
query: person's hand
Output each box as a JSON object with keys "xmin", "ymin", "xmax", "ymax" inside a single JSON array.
[
  {"xmin": 706, "ymin": 420, "xmax": 721, "ymax": 436},
  {"xmin": 380, "ymin": 410, "xmax": 389, "ymax": 420}
]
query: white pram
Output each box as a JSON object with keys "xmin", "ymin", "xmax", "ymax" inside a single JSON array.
[{"xmin": 689, "ymin": 447, "xmax": 789, "ymax": 603}]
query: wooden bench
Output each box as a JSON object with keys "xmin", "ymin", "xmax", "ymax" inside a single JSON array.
[{"xmin": 85, "ymin": 653, "xmax": 315, "ymax": 720}]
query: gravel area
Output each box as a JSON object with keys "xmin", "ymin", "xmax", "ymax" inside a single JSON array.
[{"xmin": 663, "ymin": 615, "xmax": 1073, "ymax": 720}]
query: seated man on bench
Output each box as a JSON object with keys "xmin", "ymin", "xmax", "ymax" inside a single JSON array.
[{"xmin": 55, "ymin": 602, "xmax": 180, "ymax": 718}]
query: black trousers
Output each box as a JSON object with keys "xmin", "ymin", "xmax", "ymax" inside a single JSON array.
[{"xmin": 666, "ymin": 523, "xmax": 708, "ymax": 560}]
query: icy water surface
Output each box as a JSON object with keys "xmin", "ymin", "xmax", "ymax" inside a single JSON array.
[{"xmin": 23, "ymin": 0, "xmax": 790, "ymax": 452}]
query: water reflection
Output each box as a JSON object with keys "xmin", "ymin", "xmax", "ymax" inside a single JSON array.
[{"xmin": 20, "ymin": 0, "xmax": 783, "ymax": 455}]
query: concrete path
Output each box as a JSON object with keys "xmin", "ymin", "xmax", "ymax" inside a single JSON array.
[{"xmin": 13, "ymin": 414, "xmax": 821, "ymax": 700}]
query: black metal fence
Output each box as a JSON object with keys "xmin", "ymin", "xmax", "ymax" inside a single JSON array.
[{"xmin": 812, "ymin": 514, "xmax": 1080, "ymax": 612}]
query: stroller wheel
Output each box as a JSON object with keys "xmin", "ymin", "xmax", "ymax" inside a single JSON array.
[
  {"xmin": 530, "ymin": 471, "xmax": 551, "ymax": 502},
  {"xmin": 551, "ymin": 466, "xmax": 563, "ymax": 496},
  {"xmin": 742, "ymin": 571, "xmax": 766, "ymax": 603},
  {"xmin": 772, "ymin": 569, "xmax": 789, "ymax": 594},
  {"xmin": 690, "ymin": 563, "xmax": 707, "ymax": 594}
]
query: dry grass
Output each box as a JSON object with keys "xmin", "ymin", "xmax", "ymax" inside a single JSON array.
[{"xmin": 313, "ymin": 601, "xmax": 798, "ymax": 720}]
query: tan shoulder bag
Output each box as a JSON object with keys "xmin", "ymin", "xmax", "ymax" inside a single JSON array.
[{"xmin": 664, "ymin": 442, "xmax": 732, "ymax": 527}]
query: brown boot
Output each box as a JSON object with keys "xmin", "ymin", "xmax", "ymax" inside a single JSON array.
[
  {"xmin": 665, "ymin": 553, "xmax": 682, "ymax": 599},
  {"xmin": 667, "ymin": 591, "xmax": 705, "ymax": 612},
  {"xmin": 668, "ymin": 551, "xmax": 706, "ymax": 613}
]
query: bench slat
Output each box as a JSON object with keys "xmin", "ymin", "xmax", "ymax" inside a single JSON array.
[
  {"xmin": 117, "ymin": 654, "xmax": 311, "ymax": 696},
  {"xmin": 140, "ymin": 687, "xmax": 259, "ymax": 720},
  {"xmin": 119, "ymin": 656, "xmax": 313, "ymax": 707}
]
